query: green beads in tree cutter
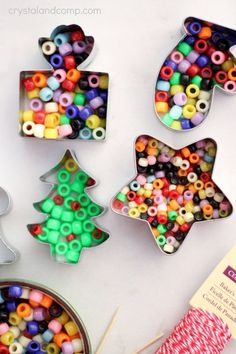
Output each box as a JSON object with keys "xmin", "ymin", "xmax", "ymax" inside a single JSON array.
[{"xmin": 28, "ymin": 150, "xmax": 109, "ymax": 264}]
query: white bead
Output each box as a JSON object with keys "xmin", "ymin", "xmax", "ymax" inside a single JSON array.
[
  {"xmin": 22, "ymin": 121, "xmax": 35, "ymax": 136},
  {"xmin": 171, "ymin": 156, "xmax": 182, "ymax": 166},
  {"xmin": 214, "ymin": 192, "xmax": 224, "ymax": 203},
  {"xmin": 20, "ymin": 288, "xmax": 30, "ymax": 299},
  {"xmin": 163, "ymin": 244, "xmax": 174, "ymax": 253},
  {"xmin": 121, "ymin": 186, "xmax": 130, "ymax": 195},
  {"xmin": 162, "ymin": 146, "xmax": 169, "ymax": 153},
  {"xmin": 34, "ymin": 124, "xmax": 45, "ymax": 138},
  {"xmin": 138, "ymin": 157, "xmax": 148, "ymax": 167},
  {"xmin": 19, "ymin": 335, "xmax": 31, "ymax": 347},
  {"xmin": 24, "ymin": 312, "xmax": 34, "ymax": 321},
  {"xmin": 193, "ymin": 205, "xmax": 201, "ymax": 213},
  {"xmin": 9, "ymin": 326, "xmax": 20, "ymax": 338},
  {"xmin": 187, "ymin": 172, "xmax": 198, "ymax": 183},
  {"xmin": 33, "ymin": 334, "xmax": 44, "ymax": 344},
  {"xmin": 181, "ymin": 159, "xmax": 190, "ymax": 170},
  {"xmin": 205, "ymin": 187, "xmax": 215, "ymax": 198},
  {"xmin": 128, "ymin": 201, "xmax": 137, "ymax": 208},
  {"xmin": 92, "ymin": 127, "xmax": 106, "ymax": 140},
  {"xmin": 41, "ymin": 41, "xmax": 57, "ymax": 55},
  {"xmin": 179, "ymin": 207, "xmax": 187, "ymax": 217},
  {"xmin": 174, "ymin": 240, "xmax": 180, "ymax": 249},
  {"xmin": 157, "ymin": 203, "xmax": 167, "ymax": 211},
  {"xmin": 196, "ymin": 99, "xmax": 209, "ymax": 113},
  {"xmin": 45, "ymin": 102, "xmax": 58, "ymax": 113},
  {"xmin": 18, "ymin": 320, "xmax": 26, "ymax": 331},
  {"xmin": 198, "ymin": 90, "xmax": 211, "ymax": 101},
  {"xmin": 184, "ymin": 212, "xmax": 194, "ymax": 223},
  {"xmin": 169, "ymin": 184, "xmax": 177, "ymax": 191},
  {"xmin": 72, "ymin": 338, "xmax": 83, "ymax": 352},
  {"xmin": 9, "ymin": 342, "xmax": 23, "ymax": 354},
  {"xmin": 144, "ymin": 183, "xmax": 153, "ymax": 190},
  {"xmin": 158, "ymin": 141, "xmax": 164, "ymax": 149}
]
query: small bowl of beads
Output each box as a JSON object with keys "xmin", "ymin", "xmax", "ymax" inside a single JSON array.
[
  {"xmin": 0, "ymin": 280, "xmax": 91, "ymax": 353},
  {"xmin": 155, "ymin": 17, "xmax": 236, "ymax": 131},
  {"xmin": 111, "ymin": 135, "xmax": 233, "ymax": 255},
  {"xmin": 19, "ymin": 24, "xmax": 109, "ymax": 140}
]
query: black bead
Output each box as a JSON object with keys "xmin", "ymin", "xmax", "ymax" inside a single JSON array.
[
  {"xmin": 140, "ymin": 212, "xmax": 148, "ymax": 220},
  {"xmin": 136, "ymin": 152, "xmax": 146, "ymax": 159},
  {"xmin": 38, "ymin": 320, "xmax": 49, "ymax": 333},
  {"xmin": 211, "ymin": 64, "xmax": 221, "ymax": 72},
  {"xmin": 97, "ymin": 106, "xmax": 107, "ymax": 118},
  {"xmin": 78, "ymin": 77, "xmax": 89, "ymax": 90},
  {"xmin": 145, "ymin": 198, "xmax": 153, "ymax": 206},
  {"xmin": 67, "ymin": 130, "xmax": 80, "ymax": 139},
  {"xmin": 75, "ymin": 52, "xmax": 89, "ymax": 65},
  {"xmin": 170, "ymin": 177, "xmax": 178, "ymax": 185},
  {"xmin": 166, "ymin": 171, "xmax": 174, "ymax": 179},
  {"xmin": 151, "ymin": 220, "xmax": 158, "ymax": 228},
  {"xmin": 215, "ymin": 38, "xmax": 230, "ymax": 51},
  {"xmin": 194, "ymin": 211, "xmax": 203, "ymax": 221},
  {"xmin": 164, "ymin": 162, "xmax": 173, "ymax": 171},
  {"xmin": 178, "ymin": 177, "xmax": 188, "ymax": 185},
  {"xmin": 168, "ymin": 96, "xmax": 175, "ymax": 108},
  {"xmin": 70, "ymin": 119, "xmax": 84, "ymax": 132},
  {"xmin": 147, "ymin": 167, "xmax": 155, "ymax": 175},
  {"xmin": 137, "ymin": 166, "xmax": 147, "ymax": 173},
  {"xmin": 49, "ymin": 304, "xmax": 63, "ymax": 318},
  {"xmin": 166, "ymin": 221, "xmax": 174, "ymax": 230},
  {"xmin": 209, "ymin": 199, "xmax": 219, "ymax": 209},
  {"xmin": 1, "ymin": 288, "xmax": 12, "ymax": 300},
  {"xmin": 200, "ymin": 78, "xmax": 213, "ymax": 91},
  {"xmin": 155, "ymin": 162, "xmax": 164, "ymax": 171},
  {"xmin": 193, "ymin": 195, "xmax": 200, "ymax": 204},
  {"xmin": 188, "ymin": 144, "xmax": 197, "ymax": 153},
  {"xmin": 180, "ymin": 74, "xmax": 190, "ymax": 86},
  {"xmin": 0, "ymin": 310, "xmax": 9, "ymax": 322},
  {"xmin": 194, "ymin": 166, "xmax": 202, "ymax": 176},
  {"xmin": 175, "ymin": 231, "xmax": 186, "ymax": 242}
]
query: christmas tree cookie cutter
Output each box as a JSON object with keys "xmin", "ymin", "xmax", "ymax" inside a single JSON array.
[
  {"xmin": 27, "ymin": 149, "xmax": 109, "ymax": 264},
  {"xmin": 19, "ymin": 24, "xmax": 109, "ymax": 140},
  {"xmin": 154, "ymin": 17, "xmax": 236, "ymax": 131},
  {"xmin": 111, "ymin": 135, "xmax": 233, "ymax": 255},
  {"xmin": 0, "ymin": 187, "xmax": 18, "ymax": 264}
]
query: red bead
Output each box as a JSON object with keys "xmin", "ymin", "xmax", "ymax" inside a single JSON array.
[
  {"xmin": 158, "ymin": 215, "xmax": 168, "ymax": 224},
  {"xmin": 71, "ymin": 201, "xmax": 81, "ymax": 211},
  {"xmin": 34, "ymin": 111, "xmax": 46, "ymax": 124},
  {"xmin": 155, "ymin": 91, "xmax": 168, "ymax": 102},
  {"xmin": 127, "ymin": 191, "xmax": 136, "ymax": 201},
  {"xmin": 31, "ymin": 224, "xmax": 43, "ymax": 236},
  {"xmin": 64, "ymin": 55, "xmax": 76, "ymax": 70},
  {"xmin": 200, "ymin": 67, "xmax": 213, "ymax": 79},
  {"xmin": 53, "ymin": 195, "xmax": 64, "ymax": 205},
  {"xmin": 162, "ymin": 188, "xmax": 169, "ymax": 197},
  {"xmin": 215, "ymin": 70, "xmax": 228, "ymax": 84},
  {"xmin": 180, "ymin": 223, "xmax": 190, "ymax": 232},
  {"xmin": 87, "ymin": 178, "xmax": 95, "ymax": 187},
  {"xmin": 162, "ymin": 178, "xmax": 170, "ymax": 188},
  {"xmin": 147, "ymin": 216, "xmax": 154, "ymax": 224},
  {"xmin": 206, "ymin": 45, "xmax": 216, "ymax": 57},
  {"xmin": 187, "ymin": 166, "xmax": 193, "ymax": 173},
  {"xmin": 169, "ymin": 190, "xmax": 179, "ymax": 199},
  {"xmin": 200, "ymin": 172, "xmax": 210, "ymax": 183},
  {"xmin": 160, "ymin": 66, "xmax": 174, "ymax": 80},
  {"xmin": 23, "ymin": 78, "xmax": 35, "ymax": 91},
  {"xmin": 0, "ymin": 344, "xmax": 9, "ymax": 354},
  {"xmin": 62, "ymin": 79, "xmax": 76, "ymax": 92},
  {"xmin": 194, "ymin": 39, "xmax": 208, "ymax": 54},
  {"xmin": 135, "ymin": 196, "xmax": 145, "ymax": 204},
  {"xmin": 187, "ymin": 64, "xmax": 200, "ymax": 77},
  {"xmin": 71, "ymin": 31, "xmax": 85, "ymax": 42},
  {"xmin": 92, "ymin": 229, "xmax": 103, "ymax": 240},
  {"xmin": 165, "ymin": 231, "xmax": 174, "ymax": 237},
  {"xmin": 66, "ymin": 234, "xmax": 76, "ymax": 242},
  {"xmin": 112, "ymin": 199, "xmax": 123, "ymax": 209}
]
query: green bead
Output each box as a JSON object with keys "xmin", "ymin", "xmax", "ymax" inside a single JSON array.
[
  {"xmin": 156, "ymin": 235, "xmax": 166, "ymax": 246},
  {"xmin": 82, "ymin": 220, "xmax": 95, "ymax": 233},
  {"xmin": 87, "ymin": 203, "xmax": 102, "ymax": 217},
  {"xmin": 73, "ymin": 93, "xmax": 86, "ymax": 106},
  {"xmin": 55, "ymin": 242, "xmax": 68, "ymax": 255},
  {"xmin": 75, "ymin": 171, "xmax": 89, "ymax": 185},
  {"xmin": 72, "ymin": 221, "xmax": 83, "ymax": 235},
  {"xmin": 60, "ymin": 114, "xmax": 70, "ymax": 125},
  {"xmin": 170, "ymin": 72, "xmax": 181, "ymax": 85},
  {"xmin": 51, "ymin": 206, "xmax": 63, "ymax": 219},
  {"xmin": 162, "ymin": 113, "xmax": 174, "ymax": 127},
  {"xmin": 66, "ymin": 250, "xmax": 81, "ymax": 263},
  {"xmin": 116, "ymin": 193, "xmax": 127, "ymax": 203},
  {"xmin": 57, "ymin": 184, "xmax": 71, "ymax": 197},
  {"xmin": 74, "ymin": 208, "xmax": 87, "ymax": 221},
  {"xmin": 41, "ymin": 198, "xmax": 55, "ymax": 213},
  {"xmin": 60, "ymin": 222, "xmax": 72, "ymax": 236},
  {"xmin": 64, "ymin": 196, "xmax": 76, "ymax": 210},
  {"xmin": 191, "ymin": 75, "xmax": 202, "ymax": 87},
  {"xmin": 168, "ymin": 211, "xmax": 178, "ymax": 221},
  {"xmin": 46, "ymin": 218, "xmax": 61, "ymax": 231},
  {"xmin": 81, "ymin": 232, "xmax": 92, "ymax": 247},
  {"xmin": 177, "ymin": 42, "xmax": 192, "ymax": 56},
  {"xmin": 61, "ymin": 211, "xmax": 74, "ymax": 222},
  {"xmin": 57, "ymin": 169, "xmax": 71, "ymax": 183},
  {"xmin": 157, "ymin": 224, "xmax": 167, "ymax": 234},
  {"xmin": 71, "ymin": 181, "xmax": 84, "ymax": 194},
  {"xmin": 47, "ymin": 230, "xmax": 60, "ymax": 244},
  {"xmin": 77, "ymin": 193, "xmax": 90, "ymax": 207},
  {"xmin": 37, "ymin": 227, "xmax": 49, "ymax": 242},
  {"xmin": 69, "ymin": 240, "xmax": 82, "ymax": 252}
]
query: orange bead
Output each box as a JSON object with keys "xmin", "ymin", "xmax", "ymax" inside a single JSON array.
[
  {"xmin": 176, "ymin": 185, "xmax": 185, "ymax": 195},
  {"xmin": 205, "ymin": 181, "xmax": 214, "ymax": 188},
  {"xmin": 153, "ymin": 179, "xmax": 164, "ymax": 189},
  {"xmin": 16, "ymin": 303, "xmax": 32, "ymax": 318},
  {"xmin": 203, "ymin": 204, "xmax": 213, "ymax": 215},
  {"xmin": 188, "ymin": 184, "xmax": 197, "ymax": 194},
  {"xmin": 54, "ymin": 332, "xmax": 70, "ymax": 347},
  {"xmin": 69, "ymin": 333, "xmax": 81, "ymax": 340},
  {"xmin": 169, "ymin": 200, "xmax": 179, "ymax": 211},
  {"xmin": 29, "ymin": 299, "xmax": 39, "ymax": 308},
  {"xmin": 58, "ymin": 104, "xmax": 66, "ymax": 114},
  {"xmin": 146, "ymin": 147, "xmax": 158, "ymax": 156},
  {"xmin": 32, "ymin": 73, "xmax": 47, "ymax": 88},
  {"xmin": 40, "ymin": 295, "xmax": 53, "ymax": 308},
  {"xmin": 155, "ymin": 102, "xmax": 169, "ymax": 113},
  {"xmin": 66, "ymin": 69, "xmax": 81, "ymax": 83},
  {"xmin": 198, "ymin": 26, "xmax": 212, "ymax": 39},
  {"xmin": 181, "ymin": 147, "xmax": 190, "ymax": 158},
  {"xmin": 178, "ymin": 169, "xmax": 188, "ymax": 177},
  {"xmin": 135, "ymin": 141, "xmax": 145, "ymax": 152},
  {"xmin": 228, "ymin": 68, "xmax": 236, "ymax": 81},
  {"xmin": 152, "ymin": 228, "xmax": 160, "ymax": 237},
  {"xmin": 189, "ymin": 153, "xmax": 200, "ymax": 164}
]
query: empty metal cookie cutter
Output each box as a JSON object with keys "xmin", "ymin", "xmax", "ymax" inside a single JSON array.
[{"xmin": 0, "ymin": 187, "xmax": 18, "ymax": 264}]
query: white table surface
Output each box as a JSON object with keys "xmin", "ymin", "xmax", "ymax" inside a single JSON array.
[{"xmin": 0, "ymin": 0, "xmax": 236, "ymax": 352}]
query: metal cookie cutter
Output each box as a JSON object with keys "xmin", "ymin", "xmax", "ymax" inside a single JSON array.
[
  {"xmin": 0, "ymin": 279, "xmax": 91, "ymax": 353},
  {"xmin": 0, "ymin": 187, "xmax": 18, "ymax": 264},
  {"xmin": 154, "ymin": 17, "xmax": 236, "ymax": 131}
]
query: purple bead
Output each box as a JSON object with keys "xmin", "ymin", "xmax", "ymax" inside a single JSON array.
[
  {"xmin": 164, "ymin": 59, "xmax": 178, "ymax": 71},
  {"xmin": 177, "ymin": 59, "xmax": 191, "ymax": 73},
  {"xmin": 8, "ymin": 286, "xmax": 23, "ymax": 298},
  {"xmin": 50, "ymin": 54, "xmax": 64, "ymax": 69},
  {"xmin": 158, "ymin": 152, "xmax": 171, "ymax": 163},
  {"xmin": 6, "ymin": 300, "xmax": 16, "ymax": 312},
  {"xmin": 62, "ymin": 341, "xmax": 74, "ymax": 354},
  {"xmin": 186, "ymin": 50, "xmax": 200, "ymax": 63},
  {"xmin": 200, "ymin": 200, "xmax": 208, "ymax": 208},
  {"xmin": 86, "ymin": 88, "xmax": 98, "ymax": 101},
  {"xmin": 181, "ymin": 118, "xmax": 192, "ymax": 130},
  {"xmin": 177, "ymin": 195, "xmax": 184, "ymax": 205},
  {"xmin": 58, "ymin": 43, "xmax": 72, "ymax": 56},
  {"xmin": 89, "ymin": 97, "xmax": 104, "ymax": 109},
  {"xmin": 73, "ymin": 40, "xmax": 86, "ymax": 54},
  {"xmin": 33, "ymin": 307, "xmax": 46, "ymax": 321},
  {"xmin": 191, "ymin": 112, "xmax": 204, "ymax": 126},
  {"xmin": 53, "ymin": 89, "xmax": 63, "ymax": 103},
  {"xmin": 30, "ymin": 98, "xmax": 43, "ymax": 112},
  {"xmin": 155, "ymin": 171, "xmax": 165, "ymax": 178},
  {"xmin": 173, "ymin": 93, "xmax": 187, "ymax": 106},
  {"xmin": 99, "ymin": 90, "xmax": 108, "ymax": 102},
  {"xmin": 26, "ymin": 321, "xmax": 39, "ymax": 336},
  {"xmin": 66, "ymin": 105, "xmax": 80, "ymax": 119},
  {"xmin": 79, "ymin": 106, "xmax": 93, "ymax": 121},
  {"xmin": 27, "ymin": 340, "xmax": 41, "ymax": 353},
  {"xmin": 184, "ymin": 35, "xmax": 195, "ymax": 46},
  {"xmin": 213, "ymin": 209, "xmax": 219, "ymax": 219},
  {"xmin": 196, "ymin": 54, "xmax": 209, "ymax": 68},
  {"xmin": 183, "ymin": 190, "xmax": 193, "ymax": 200},
  {"xmin": 187, "ymin": 21, "xmax": 202, "ymax": 35}
]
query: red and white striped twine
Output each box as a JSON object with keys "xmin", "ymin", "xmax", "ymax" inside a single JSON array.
[{"xmin": 155, "ymin": 308, "xmax": 231, "ymax": 354}]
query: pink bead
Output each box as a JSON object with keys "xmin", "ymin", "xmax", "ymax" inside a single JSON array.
[
  {"xmin": 196, "ymin": 149, "xmax": 204, "ymax": 157},
  {"xmin": 170, "ymin": 50, "xmax": 184, "ymax": 64},
  {"xmin": 48, "ymin": 319, "xmax": 62, "ymax": 334},
  {"xmin": 224, "ymin": 80, "xmax": 236, "ymax": 92},
  {"xmin": 177, "ymin": 195, "xmax": 184, "ymax": 205},
  {"xmin": 148, "ymin": 206, "xmax": 157, "ymax": 216},
  {"xmin": 155, "ymin": 171, "xmax": 165, "ymax": 178},
  {"xmin": 196, "ymin": 139, "xmax": 206, "ymax": 148},
  {"xmin": 211, "ymin": 51, "xmax": 225, "ymax": 64},
  {"xmin": 158, "ymin": 152, "xmax": 171, "ymax": 163},
  {"xmin": 58, "ymin": 124, "xmax": 73, "ymax": 138},
  {"xmin": 153, "ymin": 189, "xmax": 162, "ymax": 196},
  {"xmin": 29, "ymin": 290, "xmax": 43, "ymax": 303},
  {"xmin": 213, "ymin": 209, "xmax": 219, "ymax": 218},
  {"xmin": 53, "ymin": 69, "xmax": 67, "ymax": 83},
  {"xmin": 173, "ymin": 93, "xmax": 187, "ymax": 106},
  {"xmin": 172, "ymin": 222, "xmax": 179, "ymax": 232},
  {"xmin": 59, "ymin": 43, "xmax": 73, "ymax": 56},
  {"xmin": 154, "ymin": 195, "xmax": 164, "ymax": 204},
  {"xmin": 33, "ymin": 307, "xmax": 46, "ymax": 321},
  {"xmin": 220, "ymin": 201, "xmax": 230, "ymax": 211},
  {"xmin": 59, "ymin": 93, "xmax": 73, "ymax": 107},
  {"xmin": 138, "ymin": 136, "xmax": 148, "ymax": 145},
  {"xmin": 88, "ymin": 74, "xmax": 100, "ymax": 88},
  {"xmin": 136, "ymin": 174, "xmax": 147, "ymax": 185},
  {"xmin": 147, "ymin": 155, "xmax": 156, "ymax": 165},
  {"xmin": 0, "ymin": 323, "xmax": 9, "ymax": 335},
  {"xmin": 167, "ymin": 236, "xmax": 175, "ymax": 245},
  {"xmin": 200, "ymin": 200, "xmax": 208, "ymax": 208}
]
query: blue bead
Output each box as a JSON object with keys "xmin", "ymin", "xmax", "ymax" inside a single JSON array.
[
  {"xmin": 187, "ymin": 21, "xmax": 202, "ymax": 35},
  {"xmin": 130, "ymin": 181, "xmax": 141, "ymax": 191},
  {"xmin": 6, "ymin": 300, "xmax": 16, "ymax": 312},
  {"xmin": 27, "ymin": 340, "xmax": 41, "ymax": 353},
  {"xmin": 181, "ymin": 118, "xmax": 192, "ymax": 130},
  {"xmin": 8, "ymin": 285, "xmax": 23, "ymax": 298},
  {"xmin": 0, "ymin": 291, "xmax": 4, "ymax": 304},
  {"xmin": 164, "ymin": 59, "xmax": 177, "ymax": 71},
  {"xmin": 204, "ymin": 153, "xmax": 214, "ymax": 163},
  {"xmin": 50, "ymin": 54, "xmax": 64, "ymax": 69},
  {"xmin": 156, "ymin": 80, "xmax": 170, "ymax": 92},
  {"xmin": 79, "ymin": 127, "xmax": 92, "ymax": 140},
  {"xmin": 42, "ymin": 329, "xmax": 54, "ymax": 342},
  {"xmin": 211, "ymin": 32, "xmax": 223, "ymax": 44},
  {"xmin": 39, "ymin": 87, "xmax": 53, "ymax": 102},
  {"xmin": 99, "ymin": 90, "xmax": 108, "ymax": 102},
  {"xmin": 47, "ymin": 76, "xmax": 60, "ymax": 91},
  {"xmin": 85, "ymin": 89, "xmax": 98, "ymax": 101},
  {"xmin": 54, "ymin": 33, "xmax": 70, "ymax": 47},
  {"xmin": 66, "ymin": 105, "xmax": 80, "ymax": 119},
  {"xmin": 27, "ymin": 321, "xmax": 39, "ymax": 336},
  {"xmin": 79, "ymin": 106, "xmax": 93, "ymax": 121},
  {"xmin": 196, "ymin": 54, "xmax": 209, "ymax": 68},
  {"xmin": 169, "ymin": 105, "xmax": 182, "ymax": 119},
  {"xmin": 184, "ymin": 35, "xmax": 196, "ymax": 46},
  {"xmin": 147, "ymin": 175, "xmax": 156, "ymax": 183}
]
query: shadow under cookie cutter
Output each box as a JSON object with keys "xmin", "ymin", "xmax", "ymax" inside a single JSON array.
[{"xmin": 0, "ymin": 187, "xmax": 18, "ymax": 264}]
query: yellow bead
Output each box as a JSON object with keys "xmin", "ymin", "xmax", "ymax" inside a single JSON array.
[
  {"xmin": 185, "ymin": 202, "xmax": 194, "ymax": 213},
  {"xmin": 44, "ymin": 128, "xmax": 58, "ymax": 139},
  {"xmin": 186, "ymin": 98, "xmax": 196, "ymax": 106},
  {"xmin": 155, "ymin": 102, "xmax": 169, "ymax": 113},
  {"xmin": 176, "ymin": 215, "xmax": 185, "ymax": 225},
  {"xmin": 99, "ymin": 119, "xmax": 106, "ymax": 128},
  {"xmin": 46, "ymin": 343, "xmax": 60, "ymax": 354},
  {"xmin": 194, "ymin": 180, "xmax": 204, "ymax": 190},
  {"xmin": 99, "ymin": 75, "xmax": 109, "ymax": 89},
  {"xmin": 148, "ymin": 139, "xmax": 158, "ymax": 148},
  {"xmin": 138, "ymin": 203, "xmax": 148, "ymax": 213},
  {"xmin": 57, "ymin": 311, "xmax": 70, "ymax": 325},
  {"xmin": 86, "ymin": 114, "xmax": 101, "ymax": 129},
  {"xmin": 200, "ymin": 161, "xmax": 212, "ymax": 172},
  {"xmin": 198, "ymin": 189, "xmax": 206, "ymax": 200},
  {"xmin": 186, "ymin": 84, "xmax": 200, "ymax": 98},
  {"xmin": 9, "ymin": 312, "xmax": 22, "ymax": 326},
  {"xmin": 170, "ymin": 121, "xmax": 182, "ymax": 130},
  {"xmin": 64, "ymin": 158, "xmax": 78, "ymax": 173},
  {"xmin": 128, "ymin": 208, "xmax": 140, "ymax": 218},
  {"xmin": 27, "ymin": 88, "xmax": 40, "ymax": 99},
  {"xmin": 182, "ymin": 104, "xmax": 196, "ymax": 119},
  {"xmin": 1, "ymin": 331, "xmax": 14, "ymax": 345},
  {"xmin": 137, "ymin": 188, "xmax": 145, "ymax": 196},
  {"xmin": 208, "ymin": 147, "xmax": 216, "ymax": 157},
  {"xmin": 168, "ymin": 149, "xmax": 175, "ymax": 157},
  {"xmin": 64, "ymin": 321, "xmax": 78, "ymax": 336},
  {"xmin": 44, "ymin": 113, "xmax": 60, "ymax": 128},
  {"xmin": 144, "ymin": 190, "xmax": 152, "ymax": 198},
  {"xmin": 23, "ymin": 110, "xmax": 34, "ymax": 122},
  {"xmin": 169, "ymin": 200, "xmax": 179, "ymax": 210},
  {"xmin": 170, "ymin": 85, "xmax": 184, "ymax": 96}
]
